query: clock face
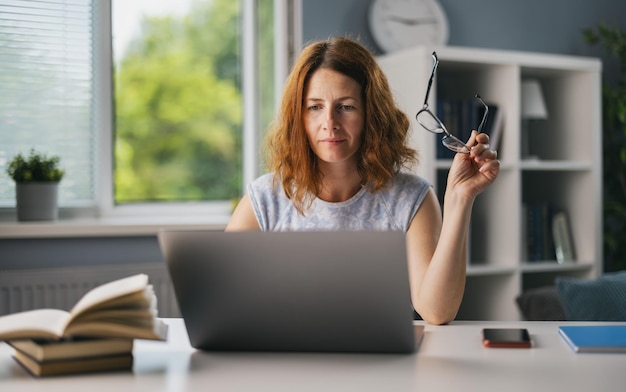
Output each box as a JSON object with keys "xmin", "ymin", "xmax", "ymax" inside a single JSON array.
[{"xmin": 368, "ymin": 0, "xmax": 449, "ymax": 53}]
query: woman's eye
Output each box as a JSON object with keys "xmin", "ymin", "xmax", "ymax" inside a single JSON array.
[
  {"xmin": 308, "ymin": 105, "xmax": 321, "ymax": 111},
  {"xmin": 339, "ymin": 105, "xmax": 354, "ymax": 111}
]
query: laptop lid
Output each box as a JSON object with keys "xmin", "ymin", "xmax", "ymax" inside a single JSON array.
[{"xmin": 159, "ymin": 230, "xmax": 416, "ymax": 354}]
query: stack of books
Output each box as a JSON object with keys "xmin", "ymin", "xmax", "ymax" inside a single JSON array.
[
  {"xmin": 7, "ymin": 337, "xmax": 134, "ymax": 377},
  {"xmin": 0, "ymin": 274, "xmax": 168, "ymax": 377}
]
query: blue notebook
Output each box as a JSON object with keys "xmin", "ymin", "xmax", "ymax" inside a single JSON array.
[{"xmin": 559, "ymin": 325, "xmax": 626, "ymax": 353}]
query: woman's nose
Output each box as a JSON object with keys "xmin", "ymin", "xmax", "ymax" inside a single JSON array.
[{"xmin": 324, "ymin": 110, "xmax": 339, "ymax": 130}]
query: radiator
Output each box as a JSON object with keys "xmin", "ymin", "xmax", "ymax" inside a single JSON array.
[{"xmin": 0, "ymin": 263, "xmax": 180, "ymax": 318}]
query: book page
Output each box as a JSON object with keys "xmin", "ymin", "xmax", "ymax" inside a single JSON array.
[
  {"xmin": 64, "ymin": 318, "xmax": 168, "ymax": 340},
  {"xmin": 0, "ymin": 309, "xmax": 69, "ymax": 340},
  {"xmin": 81, "ymin": 287, "xmax": 152, "ymax": 313},
  {"xmin": 66, "ymin": 285, "xmax": 156, "ymax": 328},
  {"xmin": 69, "ymin": 308, "xmax": 156, "ymax": 325},
  {"xmin": 69, "ymin": 274, "xmax": 149, "ymax": 318}
]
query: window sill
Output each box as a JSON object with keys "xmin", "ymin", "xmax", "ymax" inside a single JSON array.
[{"xmin": 0, "ymin": 214, "xmax": 229, "ymax": 239}]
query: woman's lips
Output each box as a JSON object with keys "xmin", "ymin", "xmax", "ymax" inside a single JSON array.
[{"xmin": 321, "ymin": 138, "xmax": 345, "ymax": 145}]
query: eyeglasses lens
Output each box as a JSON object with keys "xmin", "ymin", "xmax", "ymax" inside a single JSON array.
[
  {"xmin": 442, "ymin": 136, "xmax": 470, "ymax": 153},
  {"xmin": 417, "ymin": 110, "xmax": 444, "ymax": 133}
]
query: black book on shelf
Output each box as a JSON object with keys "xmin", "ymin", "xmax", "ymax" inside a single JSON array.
[
  {"xmin": 525, "ymin": 202, "xmax": 555, "ymax": 262},
  {"xmin": 540, "ymin": 203, "xmax": 555, "ymax": 261},
  {"xmin": 434, "ymin": 97, "xmax": 504, "ymax": 158},
  {"xmin": 465, "ymin": 98, "xmax": 484, "ymax": 143},
  {"xmin": 435, "ymin": 98, "xmax": 456, "ymax": 159},
  {"xmin": 525, "ymin": 204, "xmax": 538, "ymax": 261}
]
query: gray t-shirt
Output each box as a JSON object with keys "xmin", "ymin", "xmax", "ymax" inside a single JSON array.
[{"xmin": 247, "ymin": 171, "xmax": 432, "ymax": 232}]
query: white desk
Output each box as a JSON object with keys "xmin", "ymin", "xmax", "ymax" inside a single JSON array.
[{"xmin": 1, "ymin": 319, "xmax": 624, "ymax": 391}]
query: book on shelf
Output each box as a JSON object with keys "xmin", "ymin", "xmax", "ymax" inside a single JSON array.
[
  {"xmin": 7, "ymin": 337, "xmax": 133, "ymax": 362},
  {"xmin": 0, "ymin": 274, "xmax": 168, "ymax": 342},
  {"xmin": 524, "ymin": 202, "xmax": 556, "ymax": 262},
  {"xmin": 435, "ymin": 97, "xmax": 503, "ymax": 159},
  {"xmin": 559, "ymin": 325, "xmax": 626, "ymax": 353},
  {"xmin": 552, "ymin": 211, "xmax": 576, "ymax": 263},
  {"xmin": 13, "ymin": 349, "xmax": 133, "ymax": 377},
  {"xmin": 436, "ymin": 98, "xmax": 456, "ymax": 159}
]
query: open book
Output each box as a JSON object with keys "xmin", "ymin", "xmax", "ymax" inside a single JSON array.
[{"xmin": 0, "ymin": 274, "xmax": 167, "ymax": 341}]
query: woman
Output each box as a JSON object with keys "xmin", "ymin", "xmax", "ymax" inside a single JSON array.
[{"xmin": 226, "ymin": 37, "xmax": 500, "ymax": 325}]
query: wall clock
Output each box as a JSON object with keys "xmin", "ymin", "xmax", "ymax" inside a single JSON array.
[{"xmin": 368, "ymin": 0, "xmax": 449, "ymax": 53}]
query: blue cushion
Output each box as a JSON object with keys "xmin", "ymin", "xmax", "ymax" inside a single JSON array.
[{"xmin": 555, "ymin": 271, "xmax": 626, "ymax": 321}]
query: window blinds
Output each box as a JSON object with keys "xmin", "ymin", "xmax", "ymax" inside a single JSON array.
[{"xmin": 0, "ymin": 0, "xmax": 95, "ymax": 206}]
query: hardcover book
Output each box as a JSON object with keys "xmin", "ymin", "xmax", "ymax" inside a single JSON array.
[
  {"xmin": 7, "ymin": 337, "xmax": 133, "ymax": 362},
  {"xmin": 13, "ymin": 350, "xmax": 133, "ymax": 377}
]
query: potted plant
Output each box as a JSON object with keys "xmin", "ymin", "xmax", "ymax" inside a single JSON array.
[
  {"xmin": 6, "ymin": 149, "xmax": 65, "ymax": 221},
  {"xmin": 583, "ymin": 23, "xmax": 626, "ymax": 272}
]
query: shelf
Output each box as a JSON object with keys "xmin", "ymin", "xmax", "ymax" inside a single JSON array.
[
  {"xmin": 519, "ymin": 160, "xmax": 593, "ymax": 171},
  {"xmin": 467, "ymin": 265, "xmax": 516, "ymax": 277},
  {"xmin": 378, "ymin": 45, "xmax": 602, "ymax": 320},
  {"xmin": 520, "ymin": 262, "xmax": 594, "ymax": 273}
]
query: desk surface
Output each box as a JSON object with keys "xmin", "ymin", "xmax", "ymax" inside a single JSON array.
[{"xmin": 1, "ymin": 319, "xmax": 625, "ymax": 391}]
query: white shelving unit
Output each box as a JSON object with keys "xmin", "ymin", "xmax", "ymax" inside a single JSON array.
[{"xmin": 377, "ymin": 46, "xmax": 602, "ymax": 320}]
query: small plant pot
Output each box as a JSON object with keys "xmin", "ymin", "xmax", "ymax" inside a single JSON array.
[{"xmin": 16, "ymin": 182, "xmax": 59, "ymax": 221}]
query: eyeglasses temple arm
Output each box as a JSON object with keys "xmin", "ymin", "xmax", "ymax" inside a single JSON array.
[
  {"xmin": 423, "ymin": 52, "xmax": 438, "ymax": 107},
  {"xmin": 475, "ymin": 94, "xmax": 489, "ymax": 133}
]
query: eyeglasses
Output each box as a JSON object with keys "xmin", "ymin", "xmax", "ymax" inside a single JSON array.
[{"xmin": 416, "ymin": 51, "xmax": 488, "ymax": 154}]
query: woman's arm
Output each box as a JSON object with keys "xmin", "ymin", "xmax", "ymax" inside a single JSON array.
[
  {"xmin": 406, "ymin": 188, "xmax": 466, "ymax": 325},
  {"xmin": 407, "ymin": 131, "xmax": 499, "ymax": 325},
  {"xmin": 225, "ymin": 194, "xmax": 261, "ymax": 231}
]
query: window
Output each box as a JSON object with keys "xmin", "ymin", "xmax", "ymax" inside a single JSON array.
[
  {"xmin": 113, "ymin": 0, "xmax": 272, "ymax": 204},
  {"xmin": 0, "ymin": 0, "xmax": 294, "ymax": 217},
  {"xmin": 0, "ymin": 0, "xmax": 95, "ymax": 207}
]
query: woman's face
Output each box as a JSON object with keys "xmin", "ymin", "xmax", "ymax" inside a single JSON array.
[{"xmin": 303, "ymin": 68, "xmax": 364, "ymax": 167}]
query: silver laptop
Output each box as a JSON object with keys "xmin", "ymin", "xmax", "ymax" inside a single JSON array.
[{"xmin": 158, "ymin": 230, "xmax": 418, "ymax": 354}]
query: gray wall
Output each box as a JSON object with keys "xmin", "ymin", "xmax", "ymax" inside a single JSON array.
[
  {"xmin": 1, "ymin": 0, "xmax": 625, "ymax": 269},
  {"xmin": 303, "ymin": 0, "xmax": 626, "ymax": 81},
  {"xmin": 303, "ymin": 0, "xmax": 626, "ymax": 55}
]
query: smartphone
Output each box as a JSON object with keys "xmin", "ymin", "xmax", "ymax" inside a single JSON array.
[{"xmin": 482, "ymin": 328, "xmax": 531, "ymax": 348}]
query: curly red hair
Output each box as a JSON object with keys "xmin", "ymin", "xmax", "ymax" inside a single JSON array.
[{"xmin": 264, "ymin": 36, "xmax": 418, "ymax": 214}]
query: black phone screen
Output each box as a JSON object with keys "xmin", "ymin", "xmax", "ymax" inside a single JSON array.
[{"xmin": 482, "ymin": 328, "xmax": 531, "ymax": 348}]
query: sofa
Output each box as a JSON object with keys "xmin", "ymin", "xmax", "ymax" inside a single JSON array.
[{"xmin": 516, "ymin": 270, "xmax": 626, "ymax": 321}]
